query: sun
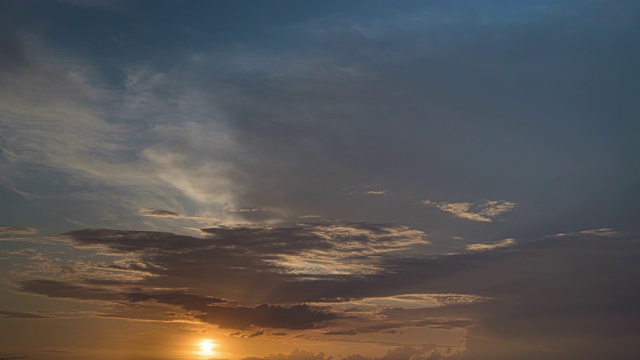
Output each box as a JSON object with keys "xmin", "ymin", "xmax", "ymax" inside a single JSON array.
[{"xmin": 199, "ymin": 339, "xmax": 217, "ymax": 355}]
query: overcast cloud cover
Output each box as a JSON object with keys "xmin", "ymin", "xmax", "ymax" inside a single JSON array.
[{"xmin": 1, "ymin": 1, "xmax": 639, "ymax": 359}]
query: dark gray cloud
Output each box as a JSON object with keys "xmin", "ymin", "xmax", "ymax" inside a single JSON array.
[
  {"xmin": 138, "ymin": 208, "xmax": 181, "ymax": 218},
  {"xmin": 61, "ymin": 223, "xmax": 427, "ymax": 300},
  {"xmin": 368, "ymin": 233, "xmax": 640, "ymax": 360},
  {"xmin": 17, "ymin": 279, "xmax": 124, "ymax": 301},
  {"xmin": 127, "ymin": 291, "xmax": 336, "ymax": 330},
  {"xmin": 247, "ymin": 330, "xmax": 265, "ymax": 338},
  {"xmin": 127, "ymin": 291, "xmax": 228, "ymax": 306},
  {"xmin": 196, "ymin": 303, "xmax": 337, "ymax": 330},
  {"xmin": 61, "ymin": 229, "xmax": 207, "ymax": 252},
  {"xmin": 323, "ymin": 330, "xmax": 357, "ymax": 336},
  {"xmin": 16, "ymin": 279, "xmax": 338, "ymax": 330}
]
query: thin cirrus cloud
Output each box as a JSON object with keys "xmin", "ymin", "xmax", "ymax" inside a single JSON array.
[
  {"xmin": 422, "ymin": 200, "xmax": 516, "ymax": 222},
  {"xmin": 0, "ymin": 310, "xmax": 49, "ymax": 319},
  {"xmin": 466, "ymin": 238, "xmax": 516, "ymax": 252},
  {"xmin": 0, "ymin": 35, "xmax": 247, "ymax": 227},
  {"xmin": 138, "ymin": 207, "xmax": 227, "ymax": 226},
  {"xmin": 0, "ymin": 226, "xmax": 38, "ymax": 242}
]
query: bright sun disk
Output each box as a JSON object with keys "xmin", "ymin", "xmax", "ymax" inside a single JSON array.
[{"xmin": 199, "ymin": 339, "xmax": 216, "ymax": 354}]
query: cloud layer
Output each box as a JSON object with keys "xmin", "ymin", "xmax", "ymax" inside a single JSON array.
[{"xmin": 6, "ymin": 222, "xmax": 639, "ymax": 359}]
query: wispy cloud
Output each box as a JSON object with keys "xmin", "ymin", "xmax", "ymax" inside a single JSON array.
[
  {"xmin": 138, "ymin": 208, "xmax": 226, "ymax": 227},
  {"xmin": 554, "ymin": 228, "xmax": 622, "ymax": 238},
  {"xmin": 422, "ymin": 200, "xmax": 516, "ymax": 222},
  {"xmin": 324, "ymin": 293, "xmax": 488, "ymax": 311},
  {"xmin": 0, "ymin": 226, "xmax": 37, "ymax": 236},
  {"xmin": 138, "ymin": 208, "xmax": 181, "ymax": 218},
  {"xmin": 466, "ymin": 238, "xmax": 516, "ymax": 251},
  {"xmin": 0, "ymin": 37, "xmax": 246, "ymax": 226},
  {"xmin": 364, "ymin": 190, "xmax": 390, "ymax": 196},
  {"xmin": 0, "ymin": 310, "xmax": 49, "ymax": 319},
  {"xmin": 342, "ymin": 186, "xmax": 391, "ymax": 197},
  {"xmin": 251, "ymin": 223, "xmax": 429, "ymax": 276}
]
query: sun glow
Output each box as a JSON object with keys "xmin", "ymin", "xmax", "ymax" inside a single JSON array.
[{"xmin": 199, "ymin": 339, "xmax": 216, "ymax": 355}]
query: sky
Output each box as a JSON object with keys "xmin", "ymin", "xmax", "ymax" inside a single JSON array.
[{"xmin": 1, "ymin": 0, "xmax": 639, "ymax": 359}]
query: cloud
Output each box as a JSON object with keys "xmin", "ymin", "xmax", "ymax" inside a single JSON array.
[
  {"xmin": 321, "ymin": 293, "xmax": 488, "ymax": 314},
  {"xmin": 200, "ymin": 222, "xmax": 428, "ymax": 276},
  {"xmin": 554, "ymin": 228, "xmax": 622, "ymax": 238},
  {"xmin": 466, "ymin": 238, "xmax": 516, "ymax": 251},
  {"xmin": 35, "ymin": 349, "xmax": 72, "ymax": 353},
  {"xmin": 323, "ymin": 329, "xmax": 357, "ymax": 336},
  {"xmin": 194, "ymin": 304, "xmax": 338, "ymax": 330},
  {"xmin": 17, "ymin": 279, "xmax": 337, "ymax": 329},
  {"xmin": 0, "ymin": 310, "xmax": 48, "ymax": 319},
  {"xmin": 139, "ymin": 206, "xmax": 287, "ymax": 225},
  {"xmin": 127, "ymin": 291, "xmax": 338, "ymax": 329},
  {"xmin": 59, "ymin": 228, "xmax": 207, "ymax": 253},
  {"xmin": 0, "ymin": 36, "xmax": 162, "ymax": 227},
  {"xmin": 138, "ymin": 208, "xmax": 181, "ymax": 218},
  {"xmin": 138, "ymin": 208, "xmax": 227, "ymax": 229},
  {"xmin": 61, "ymin": 222, "xmax": 428, "ymax": 279},
  {"xmin": 240, "ymin": 346, "xmax": 462, "ymax": 360},
  {"xmin": 221, "ymin": 207, "xmax": 291, "ymax": 223},
  {"xmin": 376, "ymin": 345, "xmax": 462, "ymax": 360},
  {"xmin": 7, "ymin": 248, "xmax": 46, "ymax": 260},
  {"xmin": 17, "ymin": 279, "xmax": 125, "ymax": 302},
  {"xmin": 126, "ymin": 291, "xmax": 228, "ymax": 306},
  {"xmin": 0, "ymin": 226, "xmax": 38, "ymax": 235},
  {"xmin": 364, "ymin": 190, "xmax": 389, "ymax": 196},
  {"xmin": 384, "ymin": 233, "xmax": 640, "ymax": 359},
  {"xmin": 247, "ymin": 330, "xmax": 265, "ymax": 338},
  {"xmin": 342, "ymin": 185, "xmax": 391, "ymax": 197},
  {"xmin": 11, "ymin": 222, "xmax": 640, "ymax": 357},
  {"xmin": 422, "ymin": 200, "xmax": 516, "ymax": 222},
  {"xmin": 15, "ymin": 221, "xmax": 427, "ymax": 329},
  {"xmin": 241, "ymin": 349, "xmax": 325, "ymax": 360},
  {"xmin": 0, "ymin": 33, "xmax": 247, "ymax": 228}
]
